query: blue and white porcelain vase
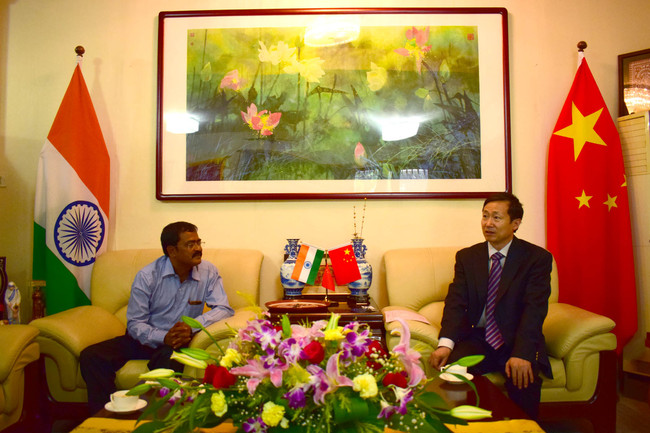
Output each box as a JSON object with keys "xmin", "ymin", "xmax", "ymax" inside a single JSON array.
[
  {"xmin": 347, "ymin": 238, "xmax": 372, "ymax": 302},
  {"xmin": 280, "ymin": 239, "xmax": 305, "ymax": 298}
]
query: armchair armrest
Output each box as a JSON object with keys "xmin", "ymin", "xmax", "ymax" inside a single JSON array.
[
  {"xmin": 189, "ymin": 309, "xmax": 258, "ymax": 351},
  {"xmin": 382, "ymin": 306, "xmax": 441, "ymax": 350},
  {"xmin": 543, "ymin": 303, "xmax": 615, "ymax": 359},
  {"xmin": 31, "ymin": 305, "xmax": 125, "ymax": 357},
  {"xmin": 0, "ymin": 324, "xmax": 39, "ymax": 382}
]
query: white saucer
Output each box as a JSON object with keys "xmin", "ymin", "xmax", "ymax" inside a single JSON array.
[
  {"xmin": 440, "ymin": 372, "xmax": 474, "ymax": 384},
  {"xmin": 104, "ymin": 398, "xmax": 147, "ymax": 413}
]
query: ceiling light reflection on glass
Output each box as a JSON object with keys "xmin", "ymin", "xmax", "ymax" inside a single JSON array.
[
  {"xmin": 165, "ymin": 113, "xmax": 199, "ymax": 134},
  {"xmin": 381, "ymin": 117, "xmax": 421, "ymax": 141},
  {"xmin": 304, "ymin": 17, "xmax": 360, "ymax": 47}
]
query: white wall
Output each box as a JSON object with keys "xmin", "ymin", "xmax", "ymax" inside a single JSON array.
[{"xmin": 1, "ymin": 0, "xmax": 649, "ymax": 356}]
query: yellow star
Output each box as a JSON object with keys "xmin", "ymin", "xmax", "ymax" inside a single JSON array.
[
  {"xmin": 343, "ymin": 248, "xmax": 351, "ymax": 255},
  {"xmin": 603, "ymin": 194, "xmax": 618, "ymax": 211},
  {"xmin": 553, "ymin": 103, "xmax": 607, "ymax": 161},
  {"xmin": 575, "ymin": 190, "xmax": 592, "ymax": 208},
  {"xmin": 622, "ymin": 175, "xmax": 627, "ymax": 187}
]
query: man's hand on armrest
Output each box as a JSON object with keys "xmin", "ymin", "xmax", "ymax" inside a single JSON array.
[{"xmin": 164, "ymin": 322, "xmax": 192, "ymax": 350}]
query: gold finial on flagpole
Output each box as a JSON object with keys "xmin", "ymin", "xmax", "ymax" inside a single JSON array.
[
  {"xmin": 576, "ymin": 41, "xmax": 587, "ymax": 67},
  {"xmin": 75, "ymin": 45, "xmax": 85, "ymax": 66}
]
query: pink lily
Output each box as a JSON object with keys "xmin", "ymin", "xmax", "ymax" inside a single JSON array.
[
  {"xmin": 307, "ymin": 353, "xmax": 353, "ymax": 404},
  {"xmin": 290, "ymin": 321, "xmax": 327, "ymax": 344},
  {"xmin": 230, "ymin": 358, "xmax": 283, "ymax": 395},
  {"xmin": 391, "ymin": 318, "xmax": 425, "ymax": 387}
]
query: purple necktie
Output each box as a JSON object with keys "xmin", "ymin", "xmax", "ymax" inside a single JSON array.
[{"xmin": 485, "ymin": 252, "xmax": 505, "ymax": 349}]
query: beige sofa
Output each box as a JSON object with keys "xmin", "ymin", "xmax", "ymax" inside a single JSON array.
[
  {"xmin": 0, "ymin": 324, "xmax": 40, "ymax": 431},
  {"xmin": 382, "ymin": 247, "xmax": 617, "ymax": 433},
  {"xmin": 30, "ymin": 248, "xmax": 263, "ymax": 405}
]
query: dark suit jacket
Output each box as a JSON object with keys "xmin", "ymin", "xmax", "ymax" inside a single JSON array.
[{"xmin": 439, "ymin": 236, "xmax": 553, "ymax": 377}]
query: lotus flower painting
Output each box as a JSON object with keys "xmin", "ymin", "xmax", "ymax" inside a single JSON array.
[{"xmin": 183, "ymin": 21, "xmax": 482, "ymax": 183}]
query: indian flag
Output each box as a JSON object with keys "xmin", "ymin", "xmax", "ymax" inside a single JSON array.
[
  {"xmin": 32, "ymin": 63, "xmax": 110, "ymax": 315},
  {"xmin": 291, "ymin": 243, "xmax": 325, "ymax": 285}
]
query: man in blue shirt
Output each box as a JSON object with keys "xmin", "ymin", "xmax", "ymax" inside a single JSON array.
[{"xmin": 80, "ymin": 221, "xmax": 234, "ymax": 413}]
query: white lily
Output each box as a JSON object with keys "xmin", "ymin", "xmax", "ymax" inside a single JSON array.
[
  {"xmin": 170, "ymin": 351, "xmax": 208, "ymax": 369},
  {"xmin": 450, "ymin": 405, "xmax": 492, "ymax": 420},
  {"xmin": 139, "ymin": 368, "xmax": 175, "ymax": 380}
]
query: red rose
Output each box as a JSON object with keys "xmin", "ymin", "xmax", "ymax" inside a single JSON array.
[
  {"xmin": 211, "ymin": 365, "xmax": 237, "ymax": 389},
  {"xmin": 365, "ymin": 340, "xmax": 388, "ymax": 370},
  {"xmin": 383, "ymin": 372, "xmax": 408, "ymax": 388},
  {"xmin": 302, "ymin": 341, "xmax": 325, "ymax": 364},
  {"xmin": 203, "ymin": 364, "xmax": 217, "ymax": 384}
]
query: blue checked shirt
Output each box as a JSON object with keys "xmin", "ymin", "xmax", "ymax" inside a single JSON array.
[{"xmin": 126, "ymin": 255, "xmax": 234, "ymax": 348}]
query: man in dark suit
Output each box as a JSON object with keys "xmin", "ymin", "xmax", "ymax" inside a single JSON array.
[{"xmin": 429, "ymin": 192, "xmax": 553, "ymax": 419}]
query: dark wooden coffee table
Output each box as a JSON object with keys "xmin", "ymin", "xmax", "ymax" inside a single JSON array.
[
  {"xmin": 428, "ymin": 374, "xmax": 529, "ymax": 421},
  {"xmin": 267, "ymin": 293, "xmax": 387, "ymax": 347}
]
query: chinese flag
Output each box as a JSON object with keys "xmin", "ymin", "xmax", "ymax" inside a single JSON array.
[
  {"xmin": 321, "ymin": 266, "xmax": 336, "ymax": 291},
  {"xmin": 547, "ymin": 58, "xmax": 637, "ymax": 353},
  {"xmin": 328, "ymin": 244, "xmax": 361, "ymax": 285}
]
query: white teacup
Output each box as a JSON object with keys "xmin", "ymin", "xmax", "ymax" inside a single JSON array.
[
  {"xmin": 110, "ymin": 390, "xmax": 139, "ymax": 411},
  {"xmin": 443, "ymin": 364, "xmax": 467, "ymax": 376}
]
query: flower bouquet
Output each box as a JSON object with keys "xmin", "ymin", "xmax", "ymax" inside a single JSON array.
[{"xmin": 129, "ymin": 314, "xmax": 490, "ymax": 433}]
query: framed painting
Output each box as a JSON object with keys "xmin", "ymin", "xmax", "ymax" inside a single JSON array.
[
  {"xmin": 156, "ymin": 8, "xmax": 511, "ymax": 200},
  {"xmin": 618, "ymin": 48, "xmax": 650, "ymax": 117}
]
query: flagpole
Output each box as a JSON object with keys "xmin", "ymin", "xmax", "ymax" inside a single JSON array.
[
  {"xmin": 323, "ymin": 250, "xmax": 338, "ymax": 306},
  {"xmin": 577, "ymin": 40, "xmax": 587, "ymax": 67}
]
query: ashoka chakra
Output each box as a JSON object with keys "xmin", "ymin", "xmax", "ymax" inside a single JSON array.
[{"xmin": 54, "ymin": 200, "xmax": 105, "ymax": 266}]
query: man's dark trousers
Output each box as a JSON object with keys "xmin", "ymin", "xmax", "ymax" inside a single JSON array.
[{"xmin": 80, "ymin": 334, "xmax": 183, "ymax": 414}]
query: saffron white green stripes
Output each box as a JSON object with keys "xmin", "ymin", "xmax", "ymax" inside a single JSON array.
[
  {"xmin": 32, "ymin": 64, "xmax": 110, "ymax": 315},
  {"xmin": 291, "ymin": 244, "xmax": 325, "ymax": 285}
]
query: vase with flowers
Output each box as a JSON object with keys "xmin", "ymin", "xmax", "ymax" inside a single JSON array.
[{"xmin": 128, "ymin": 313, "xmax": 490, "ymax": 433}]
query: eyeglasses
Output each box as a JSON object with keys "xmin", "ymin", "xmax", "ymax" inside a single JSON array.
[{"xmin": 183, "ymin": 240, "xmax": 205, "ymax": 250}]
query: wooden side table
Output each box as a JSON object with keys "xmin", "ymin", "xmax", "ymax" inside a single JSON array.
[{"xmin": 267, "ymin": 293, "xmax": 386, "ymax": 348}]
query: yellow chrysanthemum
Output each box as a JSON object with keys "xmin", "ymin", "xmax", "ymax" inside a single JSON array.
[
  {"xmin": 324, "ymin": 327, "xmax": 345, "ymax": 341},
  {"xmin": 220, "ymin": 348, "xmax": 243, "ymax": 368},
  {"xmin": 261, "ymin": 401, "xmax": 285, "ymax": 426},
  {"xmin": 353, "ymin": 373, "xmax": 378, "ymax": 398},
  {"xmin": 211, "ymin": 391, "xmax": 228, "ymax": 417}
]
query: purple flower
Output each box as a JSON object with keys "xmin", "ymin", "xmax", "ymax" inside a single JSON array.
[
  {"xmin": 252, "ymin": 323, "xmax": 282, "ymax": 351},
  {"xmin": 342, "ymin": 328, "xmax": 371, "ymax": 359},
  {"xmin": 284, "ymin": 387, "xmax": 307, "ymax": 409},
  {"xmin": 277, "ymin": 337, "xmax": 303, "ymax": 364},
  {"xmin": 379, "ymin": 386, "xmax": 414, "ymax": 419},
  {"xmin": 243, "ymin": 416, "xmax": 268, "ymax": 433}
]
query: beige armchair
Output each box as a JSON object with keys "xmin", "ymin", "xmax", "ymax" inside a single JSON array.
[
  {"xmin": 382, "ymin": 247, "xmax": 617, "ymax": 433},
  {"xmin": 30, "ymin": 248, "xmax": 263, "ymax": 406},
  {"xmin": 0, "ymin": 324, "xmax": 40, "ymax": 431}
]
